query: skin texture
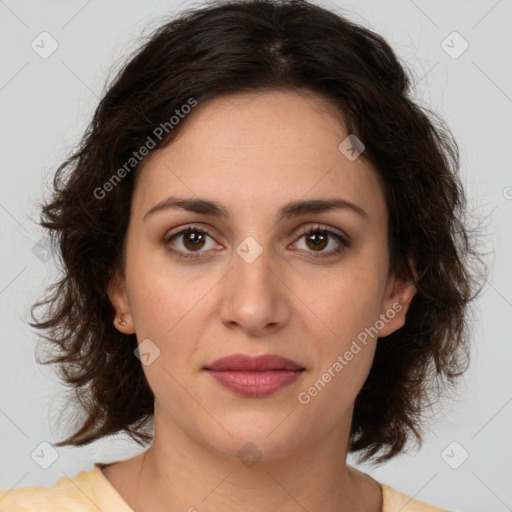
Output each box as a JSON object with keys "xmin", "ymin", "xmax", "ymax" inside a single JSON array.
[{"xmin": 107, "ymin": 89, "xmax": 417, "ymax": 512}]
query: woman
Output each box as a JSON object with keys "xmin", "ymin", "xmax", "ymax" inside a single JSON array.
[{"xmin": 0, "ymin": 1, "xmax": 485, "ymax": 511}]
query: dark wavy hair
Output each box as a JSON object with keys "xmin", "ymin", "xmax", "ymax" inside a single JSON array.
[{"xmin": 31, "ymin": 0, "xmax": 487, "ymax": 465}]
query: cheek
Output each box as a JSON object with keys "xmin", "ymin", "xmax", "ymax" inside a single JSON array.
[
  {"xmin": 296, "ymin": 263, "xmax": 385, "ymax": 342},
  {"xmin": 125, "ymin": 247, "xmax": 214, "ymax": 360},
  {"xmin": 297, "ymin": 291, "xmax": 379, "ymax": 417},
  {"xmin": 130, "ymin": 281, "xmax": 209, "ymax": 365},
  {"xmin": 292, "ymin": 263, "xmax": 384, "ymax": 401},
  {"xmin": 126, "ymin": 233, "xmax": 196, "ymax": 313},
  {"xmin": 295, "ymin": 326, "xmax": 377, "ymax": 424}
]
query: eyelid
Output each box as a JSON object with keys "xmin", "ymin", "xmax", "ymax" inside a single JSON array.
[
  {"xmin": 163, "ymin": 224, "xmax": 220, "ymax": 250},
  {"xmin": 164, "ymin": 222, "xmax": 351, "ymax": 259},
  {"xmin": 293, "ymin": 223, "xmax": 350, "ymax": 244}
]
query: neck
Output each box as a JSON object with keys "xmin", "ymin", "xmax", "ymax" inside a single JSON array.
[{"xmin": 120, "ymin": 411, "xmax": 382, "ymax": 512}]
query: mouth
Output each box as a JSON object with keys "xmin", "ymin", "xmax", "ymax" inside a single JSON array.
[
  {"xmin": 203, "ymin": 353, "xmax": 306, "ymax": 398},
  {"xmin": 204, "ymin": 353, "xmax": 304, "ymax": 372}
]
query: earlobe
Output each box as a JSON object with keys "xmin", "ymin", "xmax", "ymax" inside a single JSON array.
[{"xmin": 107, "ymin": 272, "xmax": 135, "ymax": 334}]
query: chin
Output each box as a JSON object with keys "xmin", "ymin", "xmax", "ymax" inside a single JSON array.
[{"xmin": 203, "ymin": 416, "xmax": 306, "ymax": 464}]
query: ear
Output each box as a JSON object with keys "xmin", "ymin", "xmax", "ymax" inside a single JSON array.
[
  {"xmin": 377, "ymin": 261, "xmax": 417, "ymax": 338},
  {"xmin": 107, "ymin": 271, "xmax": 135, "ymax": 334}
]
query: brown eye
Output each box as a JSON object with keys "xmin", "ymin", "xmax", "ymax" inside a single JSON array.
[
  {"xmin": 164, "ymin": 225, "xmax": 219, "ymax": 259},
  {"xmin": 293, "ymin": 225, "xmax": 351, "ymax": 258},
  {"xmin": 181, "ymin": 230, "xmax": 207, "ymax": 251},
  {"xmin": 304, "ymin": 231, "xmax": 328, "ymax": 251}
]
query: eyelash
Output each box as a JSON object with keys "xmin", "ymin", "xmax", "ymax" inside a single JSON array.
[{"xmin": 163, "ymin": 224, "xmax": 351, "ymax": 260}]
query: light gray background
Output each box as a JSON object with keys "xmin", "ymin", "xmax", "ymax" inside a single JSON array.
[{"xmin": 1, "ymin": 1, "xmax": 511, "ymax": 511}]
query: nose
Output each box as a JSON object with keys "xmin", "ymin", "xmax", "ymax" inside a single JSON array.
[{"xmin": 219, "ymin": 244, "xmax": 291, "ymax": 337}]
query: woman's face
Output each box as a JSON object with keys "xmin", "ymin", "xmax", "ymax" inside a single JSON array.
[{"xmin": 110, "ymin": 89, "xmax": 416, "ymax": 461}]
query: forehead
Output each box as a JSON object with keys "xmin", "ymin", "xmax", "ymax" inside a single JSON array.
[{"xmin": 133, "ymin": 90, "xmax": 387, "ymax": 227}]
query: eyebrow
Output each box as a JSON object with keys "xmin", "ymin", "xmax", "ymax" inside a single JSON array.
[{"xmin": 143, "ymin": 196, "xmax": 369, "ymax": 223}]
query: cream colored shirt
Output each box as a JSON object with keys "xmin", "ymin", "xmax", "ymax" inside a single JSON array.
[{"xmin": 0, "ymin": 466, "xmax": 451, "ymax": 511}]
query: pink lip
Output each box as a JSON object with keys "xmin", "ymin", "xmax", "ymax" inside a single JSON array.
[{"xmin": 204, "ymin": 354, "xmax": 305, "ymax": 398}]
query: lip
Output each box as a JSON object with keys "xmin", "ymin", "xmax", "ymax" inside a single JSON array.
[
  {"xmin": 205, "ymin": 354, "xmax": 304, "ymax": 372},
  {"xmin": 204, "ymin": 354, "xmax": 305, "ymax": 398}
]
